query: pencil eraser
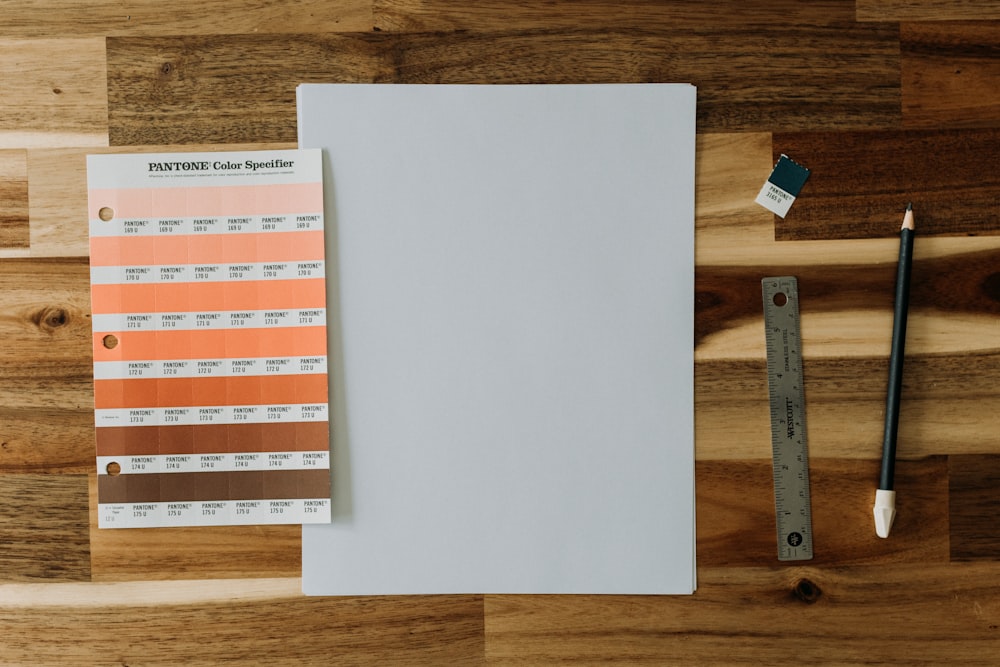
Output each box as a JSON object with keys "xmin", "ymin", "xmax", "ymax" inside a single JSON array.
[
  {"xmin": 873, "ymin": 489, "xmax": 897, "ymax": 538},
  {"xmin": 755, "ymin": 154, "xmax": 810, "ymax": 218}
]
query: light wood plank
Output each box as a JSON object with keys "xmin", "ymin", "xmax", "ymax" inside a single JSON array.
[
  {"xmin": 858, "ymin": 0, "xmax": 1000, "ymax": 21},
  {"xmin": 697, "ymin": 459, "xmax": 949, "ymax": 567},
  {"xmin": 26, "ymin": 143, "xmax": 295, "ymax": 257},
  {"xmin": 950, "ymin": 455, "xmax": 1000, "ymax": 560},
  {"xmin": 902, "ymin": 22, "xmax": 1000, "ymax": 129},
  {"xmin": 0, "ymin": 39, "xmax": 108, "ymax": 149},
  {"xmin": 485, "ymin": 564, "xmax": 1000, "ymax": 665},
  {"xmin": 1, "ymin": 0, "xmax": 373, "ymax": 37},
  {"xmin": 0, "ymin": 258, "xmax": 94, "ymax": 474},
  {"xmin": 0, "ymin": 579, "xmax": 485, "ymax": 665},
  {"xmin": 0, "ymin": 474, "xmax": 90, "ymax": 582},
  {"xmin": 375, "ymin": 0, "xmax": 857, "ymax": 31},
  {"xmin": 696, "ymin": 353, "xmax": 1000, "ymax": 461},
  {"xmin": 0, "ymin": 150, "xmax": 29, "ymax": 252}
]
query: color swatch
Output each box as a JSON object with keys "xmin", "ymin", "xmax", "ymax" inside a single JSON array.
[
  {"xmin": 755, "ymin": 154, "xmax": 811, "ymax": 219},
  {"xmin": 87, "ymin": 149, "xmax": 331, "ymax": 528}
]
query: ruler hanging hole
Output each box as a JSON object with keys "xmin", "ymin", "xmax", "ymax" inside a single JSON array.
[
  {"xmin": 772, "ymin": 292, "xmax": 788, "ymax": 307},
  {"xmin": 98, "ymin": 206, "xmax": 115, "ymax": 222},
  {"xmin": 106, "ymin": 461, "xmax": 121, "ymax": 476},
  {"xmin": 102, "ymin": 334, "xmax": 119, "ymax": 349}
]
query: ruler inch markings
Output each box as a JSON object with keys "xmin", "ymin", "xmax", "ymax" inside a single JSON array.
[{"xmin": 762, "ymin": 276, "xmax": 814, "ymax": 562}]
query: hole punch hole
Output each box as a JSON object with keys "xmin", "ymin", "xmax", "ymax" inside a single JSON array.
[
  {"xmin": 102, "ymin": 334, "xmax": 119, "ymax": 349},
  {"xmin": 98, "ymin": 207, "xmax": 115, "ymax": 222},
  {"xmin": 772, "ymin": 292, "xmax": 788, "ymax": 307},
  {"xmin": 106, "ymin": 461, "xmax": 121, "ymax": 476}
]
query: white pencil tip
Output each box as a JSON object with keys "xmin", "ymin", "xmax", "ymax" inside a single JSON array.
[{"xmin": 874, "ymin": 489, "xmax": 897, "ymax": 538}]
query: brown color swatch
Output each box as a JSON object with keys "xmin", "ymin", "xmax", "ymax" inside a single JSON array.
[
  {"xmin": 96, "ymin": 468, "xmax": 331, "ymax": 503},
  {"xmin": 78, "ymin": 421, "xmax": 336, "ymax": 457}
]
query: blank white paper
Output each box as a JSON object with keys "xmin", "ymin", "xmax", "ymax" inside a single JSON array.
[{"xmin": 298, "ymin": 83, "xmax": 696, "ymax": 595}]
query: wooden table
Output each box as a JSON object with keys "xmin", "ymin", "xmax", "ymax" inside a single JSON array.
[{"xmin": 3, "ymin": 1, "xmax": 1000, "ymax": 664}]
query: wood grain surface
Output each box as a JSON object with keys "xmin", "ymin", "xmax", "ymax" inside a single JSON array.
[
  {"xmin": 902, "ymin": 21, "xmax": 1000, "ymax": 129},
  {"xmin": 0, "ymin": 150, "xmax": 28, "ymax": 250},
  {"xmin": 2, "ymin": 0, "xmax": 1000, "ymax": 664},
  {"xmin": 774, "ymin": 129, "xmax": 1000, "ymax": 239}
]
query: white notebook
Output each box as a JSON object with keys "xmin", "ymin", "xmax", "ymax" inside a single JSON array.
[{"xmin": 298, "ymin": 83, "xmax": 696, "ymax": 595}]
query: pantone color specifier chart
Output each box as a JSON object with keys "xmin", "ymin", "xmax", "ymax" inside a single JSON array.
[{"xmin": 87, "ymin": 149, "xmax": 331, "ymax": 528}]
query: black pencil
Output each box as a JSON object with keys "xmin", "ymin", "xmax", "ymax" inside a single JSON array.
[{"xmin": 874, "ymin": 202, "xmax": 914, "ymax": 538}]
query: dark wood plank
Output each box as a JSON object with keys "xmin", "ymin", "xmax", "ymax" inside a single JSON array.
[
  {"xmin": 0, "ymin": 580, "xmax": 485, "ymax": 664},
  {"xmin": 0, "ymin": 258, "xmax": 95, "ymax": 474},
  {"xmin": 0, "ymin": 150, "xmax": 29, "ymax": 250},
  {"xmin": 389, "ymin": 26, "xmax": 900, "ymax": 133},
  {"xmin": 698, "ymin": 458, "xmax": 950, "ymax": 567},
  {"xmin": 950, "ymin": 455, "xmax": 1000, "ymax": 561},
  {"xmin": 485, "ymin": 563, "xmax": 1000, "ymax": 664},
  {"xmin": 107, "ymin": 27, "xmax": 900, "ymax": 145},
  {"xmin": 902, "ymin": 22, "xmax": 1000, "ymax": 129},
  {"xmin": 106, "ymin": 34, "xmax": 388, "ymax": 146},
  {"xmin": 376, "ymin": 0, "xmax": 858, "ymax": 31},
  {"xmin": 0, "ymin": 474, "xmax": 90, "ymax": 581},
  {"xmin": 859, "ymin": 0, "xmax": 1000, "ymax": 22},
  {"xmin": 773, "ymin": 130, "xmax": 1000, "ymax": 240},
  {"xmin": 1, "ymin": 0, "xmax": 373, "ymax": 37}
]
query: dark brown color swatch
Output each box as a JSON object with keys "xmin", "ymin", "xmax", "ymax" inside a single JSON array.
[{"xmin": 96, "ymin": 468, "xmax": 332, "ymax": 503}]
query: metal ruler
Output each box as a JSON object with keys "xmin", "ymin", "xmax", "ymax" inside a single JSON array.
[{"xmin": 762, "ymin": 277, "xmax": 814, "ymax": 561}]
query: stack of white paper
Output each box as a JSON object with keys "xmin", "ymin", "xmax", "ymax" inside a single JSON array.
[{"xmin": 298, "ymin": 83, "xmax": 696, "ymax": 595}]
